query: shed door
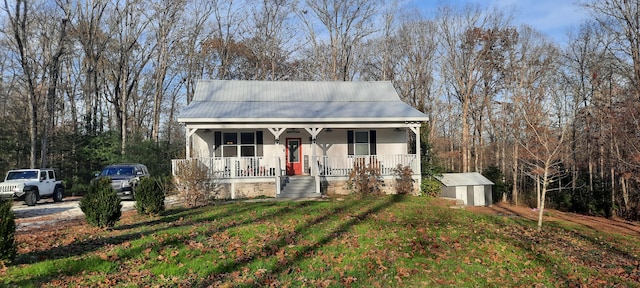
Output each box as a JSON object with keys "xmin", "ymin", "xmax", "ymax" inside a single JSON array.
[
  {"xmin": 473, "ymin": 185, "xmax": 485, "ymax": 206},
  {"xmin": 455, "ymin": 186, "xmax": 467, "ymax": 205}
]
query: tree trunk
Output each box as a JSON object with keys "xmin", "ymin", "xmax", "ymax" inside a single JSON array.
[
  {"xmin": 462, "ymin": 99, "xmax": 470, "ymax": 172},
  {"xmin": 512, "ymin": 142, "xmax": 519, "ymax": 205}
]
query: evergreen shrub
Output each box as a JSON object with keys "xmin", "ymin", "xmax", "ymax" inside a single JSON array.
[
  {"xmin": 0, "ymin": 199, "xmax": 16, "ymax": 264},
  {"xmin": 134, "ymin": 177, "xmax": 165, "ymax": 215},
  {"xmin": 80, "ymin": 177, "xmax": 122, "ymax": 228}
]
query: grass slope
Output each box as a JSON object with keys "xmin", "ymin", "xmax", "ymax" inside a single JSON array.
[{"xmin": 2, "ymin": 195, "xmax": 640, "ymax": 287}]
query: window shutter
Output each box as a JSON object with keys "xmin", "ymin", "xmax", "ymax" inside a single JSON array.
[
  {"xmin": 256, "ymin": 131, "xmax": 263, "ymax": 156},
  {"xmin": 347, "ymin": 130, "xmax": 354, "ymax": 155},
  {"xmin": 214, "ymin": 131, "xmax": 222, "ymax": 157},
  {"xmin": 369, "ymin": 130, "xmax": 377, "ymax": 155}
]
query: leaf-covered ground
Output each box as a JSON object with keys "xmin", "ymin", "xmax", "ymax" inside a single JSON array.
[{"xmin": 2, "ymin": 195, "xmax": 640, "ymax": 287}]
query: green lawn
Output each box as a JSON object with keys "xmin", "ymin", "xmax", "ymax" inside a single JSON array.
[{"xmin": 3, "ymin": 195, "xmax": 640, "ymax": 287}]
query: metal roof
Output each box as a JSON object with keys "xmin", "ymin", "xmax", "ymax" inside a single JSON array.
[
  {"xmin": 179, "ymin": 80, "xmax": 429, "ymax": 123},
  {"xmin": 436, "ymin": 172, "xmax": 495, "ymax": 187}
]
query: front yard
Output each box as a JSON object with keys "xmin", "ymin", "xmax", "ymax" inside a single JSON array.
[{"xmin": 2, "ymin": 195, "xmax": 640, "ymax": 287}]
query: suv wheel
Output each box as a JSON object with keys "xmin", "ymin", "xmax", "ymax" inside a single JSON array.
[
  {"xmin": 53, "ymin": 186, "xmax": 64, "ymax": 202},
  {"xmin": 25, "ymin": 189, "xmax": 38, "ymax": 206}
]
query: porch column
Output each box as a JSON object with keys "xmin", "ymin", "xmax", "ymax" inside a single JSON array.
[
  {"xmin": 409, "ymin": 124, "xmax": 422, "ymax": 194},
  {"xmin": 185, "ymin": 128, "xmax": 197, "ymax": 159},
  {"xmin": 268, "ymin": 128, "xmax": 286, "ymax": 177},
  {"xmin": 304, "ymin": 128, "xmax": 322, "ymax": 176}
]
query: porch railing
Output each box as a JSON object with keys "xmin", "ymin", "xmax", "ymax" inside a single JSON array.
[
  {"xmin": 172, "ymin": 157, "xmax": 278, "ymax": 178},
  {"xmin": 312, "ymin": 154, "xmax": 418, "ymax": 177},
  {"xmin": 171, "ymin": 154, "xmax": 419, "ymax": 179}
]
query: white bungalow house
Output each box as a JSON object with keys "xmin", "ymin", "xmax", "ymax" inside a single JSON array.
[{"xmin": 172, "ymin": 80, "xmax": 429, "ymax": 199}]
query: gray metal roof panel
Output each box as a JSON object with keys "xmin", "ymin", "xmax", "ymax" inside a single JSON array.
[
  {"xmin": 178, "ymin": 101, "xmax": 427, "ymax": 122},
  {"xmin": 192, "ymin": 80, "xmax": 401, "ymax": 102},
  {"xmin": 436, "ymin": 172, "xmax": 495, "ymax": 187}
]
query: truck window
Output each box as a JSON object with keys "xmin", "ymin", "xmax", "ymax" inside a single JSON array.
[
  {"xmin": 48, "ymin": 170, "xmax": 54, "ymax": 180},
  {"xmin": 40, "ymin": 171, "xmax": 47, "ymax": 180}
]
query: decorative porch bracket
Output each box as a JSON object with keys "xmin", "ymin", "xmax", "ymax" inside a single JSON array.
[{"xmin": 268, "ymin": 128, "xmax": 286, "ymax": 143}]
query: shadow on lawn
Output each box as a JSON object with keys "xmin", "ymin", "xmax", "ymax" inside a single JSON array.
[
  {"xmin": 10, "ymin": 199, "xmax": 318, "ymax": 286},
  {"xmin": 199, "ymin": 194, "xmax": 406, "ymax": 286},
  {"xmin": 479, "ymin": 212, "xmax": 640, "ymax": 285}
]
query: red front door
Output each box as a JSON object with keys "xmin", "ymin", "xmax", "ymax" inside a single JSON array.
[{"xmin": 286, "ymin": 138, "xmax": 302, "ymax": 175}]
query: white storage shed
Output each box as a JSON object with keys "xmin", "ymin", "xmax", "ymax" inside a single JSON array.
[{"xmin": 436, "ymin": 172, "xmax": 493, "ymax": 206}]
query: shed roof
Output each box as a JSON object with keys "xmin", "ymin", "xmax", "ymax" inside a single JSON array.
[
  {"xmin": 436, "ymin": 172, "xmax": 495, "ymax": 187},
  {"xmin": 178, "ymin": 80, "xmax": 428, "ymax": 123}
]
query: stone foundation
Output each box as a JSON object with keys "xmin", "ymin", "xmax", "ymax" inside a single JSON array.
[
  {"xmin": 216, "ymin": 180, "xmax": 277, "ymax": 199},
  {"xmin": 322, "ymin": 177, "xmax": 419, "ymax": 196},
  {"xmin": 210, "ymin": 176, "xmax": 420, "ymax": 200}
]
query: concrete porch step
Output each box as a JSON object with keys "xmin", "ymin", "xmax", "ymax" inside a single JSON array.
[{"xmin": 280, "ymin": 176, "xmax": 319, "ymax": 198}]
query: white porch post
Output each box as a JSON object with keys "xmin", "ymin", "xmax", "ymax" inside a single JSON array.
[
  {"xmin": 269, "ymin": 128, "xmax": 286, "ymax": 195},
  {"xmin": 305, "ymin": 128, "xmax": 322, "ymax": 194},
  {"xmin": 185, "ymin": 128, "xmax": 197, "ymax": 159},
  {"xmin": 409, "ymin": 124, "xmax": 422, "ymax": 194},
  {"xmin": 304, "ymin": 128, "xmax": 322, "ymax": 176},
  {"xmin": 268, "ymin": 128, "xmax": 286, "ymax": 173}
]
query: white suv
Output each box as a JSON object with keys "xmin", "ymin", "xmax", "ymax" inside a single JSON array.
[{"xmin": 0, "ymin": 169, "xmax": 65, "ymax": 206}]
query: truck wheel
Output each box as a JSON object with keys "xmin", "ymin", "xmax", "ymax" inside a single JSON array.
[
  {"xmin": 25, "ymin": 189, "xmax": 38, "ymax": 206},
  {"xmin": 53, "ymin": 186, "xmax": 64, "ymax": 202}
]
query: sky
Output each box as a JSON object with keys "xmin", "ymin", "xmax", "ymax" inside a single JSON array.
[{"xmin": 409, "ymin": 0, "xmax": 591, "ymax": 45}]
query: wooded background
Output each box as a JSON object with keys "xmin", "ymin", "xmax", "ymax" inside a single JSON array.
[{"xmin": 0, "ymin": 0, "xmax": 639, "ymax": 220}]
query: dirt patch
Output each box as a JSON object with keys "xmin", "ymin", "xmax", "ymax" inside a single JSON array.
[{"xmin": 466, "ymin": 202, "xmax": 640, "ymax": 237}]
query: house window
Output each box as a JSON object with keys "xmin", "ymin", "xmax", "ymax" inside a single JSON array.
[
  {"xmin": 218, "ymin": 131, "xmax": 262, "ymax": 157},
  {"xmin": 348, "ymin": 130, "xmax": 377, "ymax": 156},
  {"xmin": 354, "ymin": 131, "xmax": 369, "ymax": 155}
]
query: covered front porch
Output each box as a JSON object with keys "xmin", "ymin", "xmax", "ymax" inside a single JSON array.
[{"xmin": 171, "ymin": 124, "xmax": 424, "ymax": 199}]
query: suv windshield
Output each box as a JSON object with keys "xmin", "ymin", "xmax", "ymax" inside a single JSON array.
[
  {"xmin": 100, "ymin": 167, "xmax": 135, "ymax": 177},
  {"xmin": 6, "ymin": 170, "xmax": 38, "ymax": 180}
]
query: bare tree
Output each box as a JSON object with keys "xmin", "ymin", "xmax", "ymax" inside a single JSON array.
[
  {"xmin": 512, "ymin": 37, "xmax": 566, "ymax": 230},
  {"xmin": 299, "ymin": 0, "xmax": 381, "ymax": 81},
  {"xmin": 149, "ymin": 0, "xmax": 186, "ymax": 143},
  {"xmin": 501, "ymin": 25, "xmax": 556, "ymax": 205},
  {"xmin": 40, "ymin": 1, "xmax": 71, "ymax": 168},
  {"xmin": 244, "ymin": 0, "xmax": 298, "ymax": 80},
  {"xmin": 3, "ymin": 1, "xmax": 70, "ymax": 168},
  {"xmin": 176, "ymin": 0, "xmax": 215, "ymax": 104},
  {"xmin": 518, "ymin": 84, "xmax": 572, "ymax": 231},
  {"xmin": 3, "ymin": 0, "xmax": 41, "ymax": 168},
  {"xmin": 201, "ymin": 0, "xmax": 248, "ymax": 80},
  {"xmin": 103, "ymin": 0, "xmax": 154, "ymax": 154},
  {"xmin": 582, "ymin": 0, "xmax": 640, "ymax": 100},
  {"xmin": 393, "ymin": 16, "xmax": 439, "ymax": 143},
  {"xmin": 436, "ymin": 5, "xmax": 510, "ymax": 172},
  {"xmin": 73, "ymin": 0, "xmax": 111, "ymax": 135}
]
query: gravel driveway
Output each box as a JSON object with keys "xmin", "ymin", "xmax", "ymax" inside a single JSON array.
[{"xmin": 11, "ymin": 197, "xmax": 135, "ymax": 231}]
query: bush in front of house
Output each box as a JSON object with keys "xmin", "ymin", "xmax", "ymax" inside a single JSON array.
[
  {"xmin": 80, "ymin": 177, "xmax": 122, "ymax": 228},
  {"xmin": 348, "ymin": 158, "xmax": 381, "ymax": 196},
  {"xmin": 0, "ymin": 199, "xmax": 16, "ymax": 264},
  {"xmin": 134, "ymin": 177, "xmax": 165, "ymax": 215},
  {"xmin": 173, "ymin": 160, "xmax": 221, "ymax": 208},
  {"xmin": 393, "ymin": 164, "xmax": 414, "ymax": 195}
]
